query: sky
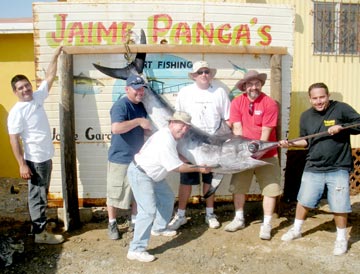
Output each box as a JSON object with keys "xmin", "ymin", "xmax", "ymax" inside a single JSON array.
[{"xmin": 0, "ymin": 0, "xmax": 57, "ymax": 19}]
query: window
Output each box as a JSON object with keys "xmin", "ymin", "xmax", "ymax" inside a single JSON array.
[{"xmin": 314, "ymin": 1, "xmax": 360, "ymax": 55}]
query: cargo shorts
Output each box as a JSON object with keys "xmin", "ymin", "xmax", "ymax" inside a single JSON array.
[
  {"xmin": 229, "ymin": 157, "xmax": 282, "ymax": 197},
  {"xmin": 106, "ymin": 161, "xmax": 133, "ymax": 209}
]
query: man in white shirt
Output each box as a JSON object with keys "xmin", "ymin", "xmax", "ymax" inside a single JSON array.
[
  {"xmin": 169, "ymin": 61, "xmax": 231, "ymax": 230},
  {"xmin": 126, "ymin": 111, "xmax": 211, "ymax": 262},
  {"xmin": 7, "ymin": 46, "xmax": 64, "ymax": 245}
]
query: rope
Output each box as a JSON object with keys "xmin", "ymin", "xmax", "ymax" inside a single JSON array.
[{"xmin": 123, "ymin": 31, "xmax": 133, "ymax": 64}]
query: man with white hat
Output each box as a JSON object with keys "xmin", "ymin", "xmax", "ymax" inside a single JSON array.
[
  {"xmin": 126, "ymin": 111, "xmax": 211, "ymax": 262},
  {"xmin": 225, "ymin": 70, "xmax": 282, "ymax": 240},
  {"xmin": 169, "ymin": 61, "xmax": 231, "ymax": 230}
]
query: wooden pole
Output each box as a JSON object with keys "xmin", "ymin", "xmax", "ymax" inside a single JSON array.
[
  {"xmin": 59, "ymin": 53, "xmax": 81, "ymax": 231},
  {"xmin": 270, "ymin": 54, "xmax": 282, "ymax": 145},
  {"xmin": 270, "ymin": 54, "xmax": 283, "ymax": 216},
  {"xmin": 63, "ymin": 44, "xmax": 288, "ymax": 55}
]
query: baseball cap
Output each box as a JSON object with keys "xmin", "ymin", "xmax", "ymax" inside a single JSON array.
[
  {"xmin": 126, "ymin": 75, "xmax": 147, "ymax": 89},
  {"xmin": 167, "ymin": 111, "xmax": 192, "ymax": 125}
]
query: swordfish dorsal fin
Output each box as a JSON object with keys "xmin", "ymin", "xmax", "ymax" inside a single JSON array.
[{"xmin": 93, "ymin": 29, "xmax": 147, "ymax": 79}]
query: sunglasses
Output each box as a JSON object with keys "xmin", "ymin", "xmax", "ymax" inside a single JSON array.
[
  {"xmin": 130, "ymin": 79, "xmax": 145, "ymax": 86},
  {"xmin": 197, "ymin": 70, "xmax": 210, "ymax": 75},
  {"xmin": 249, "ymin": 102, "xmax": 254, "ymax": 115},
  {"xmin": 245, "ymin": 81, "xmax": 261, "ymax": 88}
]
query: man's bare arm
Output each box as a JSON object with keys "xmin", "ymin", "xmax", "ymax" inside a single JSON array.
[
  {"xmin": 9, "ymin": 134, "xmax": 32, "ymax": 179},
  {"xmin": 45, "ymin": 46, "xmax": 63, "ymax": 91}
]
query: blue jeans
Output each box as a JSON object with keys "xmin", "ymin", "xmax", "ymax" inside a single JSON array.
[
  {"xmin": 298, "ymin": 170, "xmax": 352, "ymax": 213},
  {"xmin": 26, "ymin": 159, "xmax": 52, "ymax": 234},
  {"xmin": 127, "ymin": 162, "xmax": 175, "ymax": 252}
]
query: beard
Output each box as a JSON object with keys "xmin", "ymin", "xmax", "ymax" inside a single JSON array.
[{"xmin": 247, "ymin": 89, "xmax": 260, "ymax": 100}]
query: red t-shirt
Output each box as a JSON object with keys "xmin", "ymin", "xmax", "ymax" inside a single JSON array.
[{"xmin": 229, "ymin": 92, "xmax": 278, "ymax": 158}]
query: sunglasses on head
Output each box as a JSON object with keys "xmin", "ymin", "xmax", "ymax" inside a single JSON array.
[
  {"xmin": 130, "ymin": 79, "xmax": 145, "ymax": 85},
  {"xmin": 197, "ymin": 69, "xmax": 210, "ymax": 75},
  {"xmin": 249, "ymin": 102, "xmax": 254, "ymax": 115}
]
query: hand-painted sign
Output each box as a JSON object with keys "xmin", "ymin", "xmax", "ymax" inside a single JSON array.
[{"xmin": 47, "ymin": 13, "xmax": 272, "ymax": 47}]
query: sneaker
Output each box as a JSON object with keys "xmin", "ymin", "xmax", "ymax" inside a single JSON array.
[
  {"xmin": 333, "ymin": 239, "xmax": 348, "ymax": 256},
  {"xmin": 205, "ymin": 213, "xmax": 220, "ymax": 229},
  {"xmin": 35, "ymin": 230, "xmax": 64, "ymax": 244},
  {"xmin": 224, "ymin": 218, "xmax": 245, "ymax": 232},
  {"xmin": 281, "ymin": 228, "xmax": 302, "ymax": 242},
  {"xmin": 259, "ymin": 223, "xmax": 272, "ymax": 240},
  {"xmin": 127, "ymin": 251, "xmax": 155, "ymax": 262},
  {"xmin": 151, "ymin": 229, "xmax": 177, "ymax": 237},
  {"xmin": 108, "ymin": 221, "xmax": 120, "ymax": 240},
  {"xmin": 168, "ymin": 214, "xmax": 187, "ymax": 230}
]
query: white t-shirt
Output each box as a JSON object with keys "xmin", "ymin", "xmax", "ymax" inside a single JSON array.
[
  {"xmin": 7, "ymin": 80, "xmax": 54, "ymax": 163},
  {"xmin": 134, "ymin": 127, "xmax": 183, "ymax": 182},
  {"xmin": 175, "ymin": 83, "xmax": 230, "ymax": 134}
]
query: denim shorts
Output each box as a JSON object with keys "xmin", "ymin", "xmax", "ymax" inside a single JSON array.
[{"xmin": 297, "ymin": 170, "xmax": 352, "ymax": 213}]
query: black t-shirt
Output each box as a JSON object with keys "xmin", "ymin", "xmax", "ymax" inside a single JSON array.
[{"xmin": 300, "ymin": 100, "xmax": 360, "ymax": 172}]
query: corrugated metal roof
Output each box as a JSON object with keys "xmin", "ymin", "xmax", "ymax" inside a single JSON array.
[{"xmin": 0, "ymin": 18, "xmax": 33, "ymax": 34}]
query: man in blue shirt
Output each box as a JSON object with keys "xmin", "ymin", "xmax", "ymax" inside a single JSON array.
[{"xmin": 106, "ymin": 75, "xmax": 151, "ymax": 240}]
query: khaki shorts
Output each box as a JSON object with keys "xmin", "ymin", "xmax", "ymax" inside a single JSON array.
[
  {"xmin": 229, "ymin": 157, "xmax": 283, "ymax": 197},
  {"xmin": 106, "ymin": 162, "xmax": 133, "ymax": 209}
]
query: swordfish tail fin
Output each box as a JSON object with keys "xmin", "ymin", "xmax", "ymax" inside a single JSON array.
[
  {"xmin": 133, "ymin": 29, "xmax": 146, "ymax": 73},
  {"xmin": 92, "ymin": 48, "xmax": 146, "ymax": 80},
  {"xmin": 93, "ymin": 29, "xmax": 147, "ymax": 79},
  {"xmin": 93, "ymin": 63, "xmax": 133, "ymax": 80}
]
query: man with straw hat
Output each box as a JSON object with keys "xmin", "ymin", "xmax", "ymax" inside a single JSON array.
[{"xmin": 225, "ymin": 70, "xmax": 282, "ymax": 240}]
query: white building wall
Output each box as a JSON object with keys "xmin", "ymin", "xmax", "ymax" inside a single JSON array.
[{"xmin": 33, "ymin": 1, "xmax": 294, "ymax": 201}]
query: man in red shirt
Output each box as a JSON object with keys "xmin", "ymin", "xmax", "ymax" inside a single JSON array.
[{"xmin": 225, "ymin": 70, "xmax": 282, "ymax": 240}]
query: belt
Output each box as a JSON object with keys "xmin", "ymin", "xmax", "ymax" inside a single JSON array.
[{"xmin": 133, "ymin": 160, "xmax": 147, "ymax": 174}]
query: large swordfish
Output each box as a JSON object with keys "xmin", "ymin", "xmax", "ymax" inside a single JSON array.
[{"xmin": 93, "ymin": 30, "xmax": 279, "ymax": 194}]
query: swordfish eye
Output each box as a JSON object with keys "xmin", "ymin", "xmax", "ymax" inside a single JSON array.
[{"xmin": 248, "ymin": 141, "xmax": 260, "ymax": 153}]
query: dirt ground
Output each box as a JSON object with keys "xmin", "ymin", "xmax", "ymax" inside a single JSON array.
[{"xmin": 1, "ymin": 195, "xmax": 360, "ymax": 274}]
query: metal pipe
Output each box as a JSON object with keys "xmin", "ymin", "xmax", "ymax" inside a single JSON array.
[{"xmin": 287, "ymin": 122, "xmax": 360, "ymax": 143}]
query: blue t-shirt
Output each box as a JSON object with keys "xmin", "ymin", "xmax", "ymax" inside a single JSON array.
[{"xmin": 108, "ymin": 96, "xmax": 147, "ymax": 164}]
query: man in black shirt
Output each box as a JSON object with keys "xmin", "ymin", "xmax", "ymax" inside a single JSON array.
[{"xmin": 279, "ymin": 82, "xmax": 360, "ymax": 256}]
